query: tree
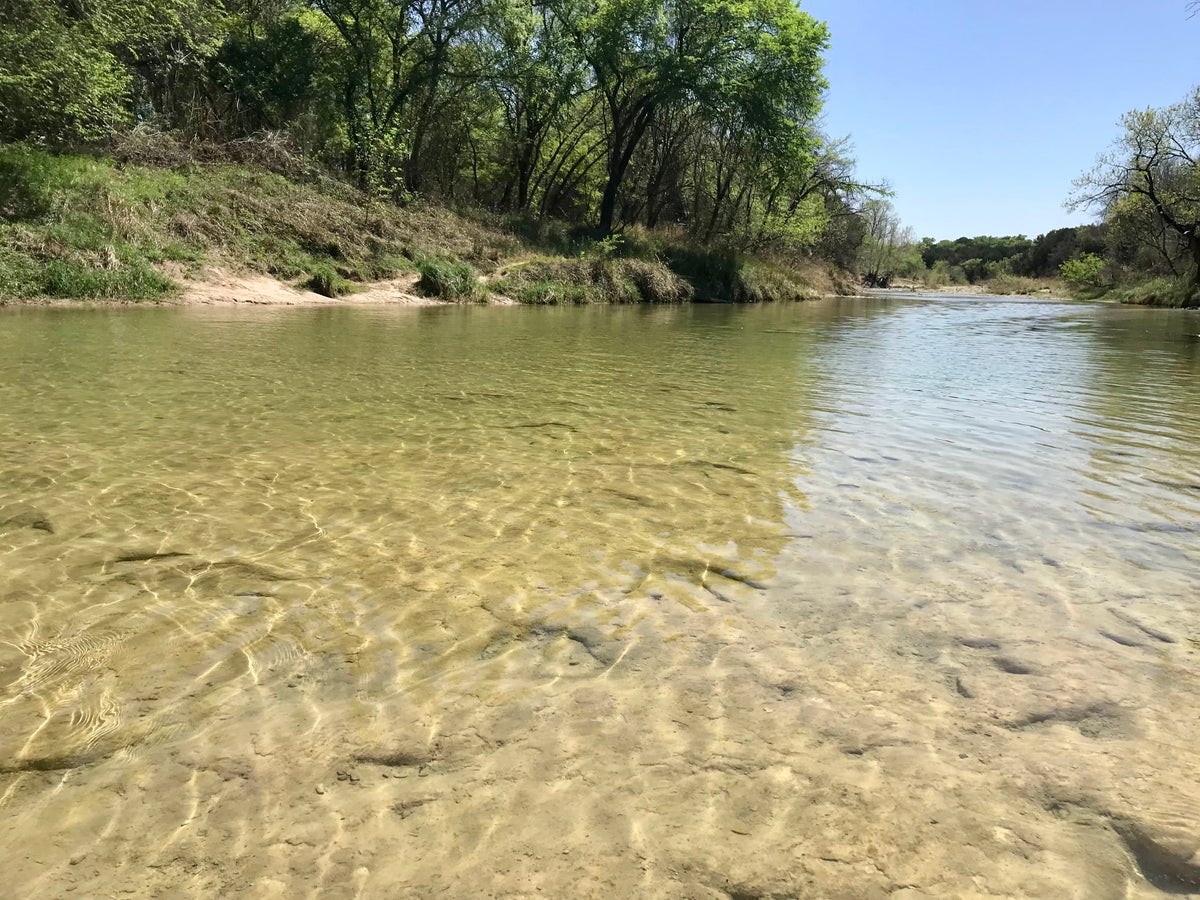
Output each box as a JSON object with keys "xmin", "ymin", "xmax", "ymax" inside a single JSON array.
[
  {"xmin": 1105, "ymin": 194, "xmax": 1182, "ymax": 276},
  {"xmin": 857, "ymin": 199, "xmax": 916, "ymax": 286},
  {"xmin": 308, "ymin": 0, "xmax": 492, "ymax": 191},
  {"xmin": 1019, "ymin": 225, "xmax": 1106, "ymax": 278},
  {"xmin": 1070, "ymin": 86, "xmax": 1200, "ymax": 303},
  {"xmin": 210, "ymin": 15, "xmax": 320, "ymax": 135},
  {"xmin": 0, "ymin": 0, "xmax": 225, "ymax": 144},
  {"xmin": 0, "ymin": 0, "xmax": 132, "ymax": 143},
  {"xmin": 487, "ymin": 0, "xmax": 590, "ymax": 212},
  {"xmin": 0, "ymin": 0, "xmax": 847, "ymax": 256},
  {"xmin": 547, "ymin": 0, "xmax": 829, "ymax": 233}
]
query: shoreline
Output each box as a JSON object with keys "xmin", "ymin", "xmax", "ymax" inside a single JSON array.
[
  {"xmin": 867, "ymin": 284, "xmax": 1076, "ymax": 302},
  {"xmin": 0, "ymin": 268, "xmax": 859, "ymax": 309},
  {"xmin": 0, "ymin": 270, "xmax": 488, "ymax": 310},
  {"xmin": 5, "ymin": 267, "xmax": 1095, "ymax": 310}
]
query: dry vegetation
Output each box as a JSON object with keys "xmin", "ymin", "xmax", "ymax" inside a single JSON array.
[{"xmin": 0, "ymin": 141, "xmax": 851, "ymax": 305}]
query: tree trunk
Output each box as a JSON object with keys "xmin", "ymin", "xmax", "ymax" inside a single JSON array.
[
  {"xmin": 598, "ymin": 151, "xmax": 625, "ymax": 235},
  {"xmin": 598, "ymin": 103, "xmax": 655, "ymax": 234},
  {"xmin": 516, "ymin": 138, "xmax": 536, "ymax": 210}
]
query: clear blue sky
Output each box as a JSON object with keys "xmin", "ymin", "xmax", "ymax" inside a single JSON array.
[{"xmin": 801, "ymin": 0, "xmax": 1199, "ymax": 240}]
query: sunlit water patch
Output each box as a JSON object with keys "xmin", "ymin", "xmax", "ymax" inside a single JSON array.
[{"xmin": 1, "ymin": 297, "xmax": 1198, "ymax": 897}]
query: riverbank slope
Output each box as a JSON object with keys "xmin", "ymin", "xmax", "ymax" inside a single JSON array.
[{"xmin": 0, "ymin": 144, "xmax": 854, "ymax": 307}]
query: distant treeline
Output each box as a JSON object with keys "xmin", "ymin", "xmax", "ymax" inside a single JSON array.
[
  {"xmin": 918, "ymin": 226, "xmax": 1107, "ymax": 283},
  {"xmin": 853, "ymin": 81, "xmax": 1198, "ymax": 305}
]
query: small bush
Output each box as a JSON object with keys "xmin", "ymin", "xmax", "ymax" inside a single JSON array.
[
  {"xmin": 302, "ymin": 264, "xmax": 353, "ymax": 297},
  {"xmin": 623, "ymin": 258, "xmax": 693, "ymax": 303},
  {"xmin": 415, "ymin": 256, "xmax": 482, "ymax": 301},
  {"xmin": 987, "ymin": 274, "xmax": 1042, "ymax": 296},
  {"xmin": 922, "ymin": 259, "xmax": 968, "ymax": 288},
  {"xmin": 495, "ymin": 256, "xmax": 690, "ymax": 305},
  {"xmin": 499, "ymin": 278, "xmax": 595, "ymax": 305},
  {"xmin": 1112, "ymin": 277, "xmax": 1199, "ymax": 307},
  {"xmin": 1059, "ymin": 253, "xmax": 1106, "ymax": 288}
]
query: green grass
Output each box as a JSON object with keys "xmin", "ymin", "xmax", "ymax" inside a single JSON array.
[
  {"xmin": 0, "ymin": 143, "xmax": 516, "ymax": 301},
  {"xmin": 498, "ymin": 278, "xmax": 596, "ymax": 305},
  {"xmin": 415, "ymin": 257, "xmax": 483, "ymax": 301},
  {"xmin": 493, "ymin": 256, "xmax": 692, "ymax": 305},
  {"xmin": 1104, "ymin": 276, "xmax": 1200, "ymax": 308},
  {"xmin": 301, "ymin": 263, "xmax": 357, "ymax": 298},
  {"xmin": 0, "ymin": 148, "xmax": 176, "ymax": 299},
  {"xmin": 0, "ymin": 141, "xmax": 837, "ymax": 304}
]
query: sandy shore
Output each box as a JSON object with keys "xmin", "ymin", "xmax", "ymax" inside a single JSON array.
[
  {"xmin": 873, "ymin": 281, "xmax": 1074, "ymax": 301},
  {"xmin": 0, "ymin": 269, "xmax": 519, "ymax": 309},
  {"xmin": 179, "ymin": 270, "xmax": 448, "ymax": 306}
]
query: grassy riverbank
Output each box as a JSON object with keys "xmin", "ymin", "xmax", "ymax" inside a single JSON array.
[
  {"xmin": 920, "ymin": 266, "xmax": 1200, "ymax": 309},
  {"xmin": 1075, "ymin": 278, "xmax": 1200, "ymax": 308},
  {"xmin": 0, "ymin": 144, "xmax": 852, "ymax": 306}
]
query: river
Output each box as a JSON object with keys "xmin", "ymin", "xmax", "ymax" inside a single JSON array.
[{"xmin": 2, "ymin": 294, "xmax": 1198, "ymax": 897}]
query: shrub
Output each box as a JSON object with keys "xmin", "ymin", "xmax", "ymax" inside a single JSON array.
[
  {"xmin": 1112, "ymin": 277, "xmax": 1200, "ymax": 307},
  {"xmin": 415, "ymin": 256, "xmax": 482, "ymax": 301},
  {"xmin": 302, "ymin": 264, "xmax": 353, "ymax": 297},
  {"xmin": 495, "ymin": 256, "xmax": 690, "ymax": 305},
  {"xmin": 960, "ymin": 258, "xmax": 988, "ymax": 284},
  {"xmin": 498, "ymin": 278, "xmax": 594, "ymax": 305},
  {"xmin": 1059, "ymin": 253, "xmax": 1106, "ymax": 288},
  {"xmin": 987, "ymin": 274, "xmax": 1042, "ymax": 296}
]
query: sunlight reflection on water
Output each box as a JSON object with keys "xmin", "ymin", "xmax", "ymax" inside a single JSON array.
[{"xmin": 1, "ymin": 296, "xmax": 1198, "ymax": 897}]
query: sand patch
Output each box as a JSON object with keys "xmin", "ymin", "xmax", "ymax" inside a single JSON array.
[{"xmin": 178, "ymin": 269, "xmax": 449, "ymax": 307}]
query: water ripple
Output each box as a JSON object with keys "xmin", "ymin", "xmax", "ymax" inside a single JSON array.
[{"xmin": 0, "ymin": 296, "xmax": 1198, "ymax": 896}]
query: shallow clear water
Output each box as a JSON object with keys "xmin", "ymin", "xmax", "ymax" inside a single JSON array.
[{"xmin": 1, "ymin": 296, "xmax": 1199, "ymax": 898}]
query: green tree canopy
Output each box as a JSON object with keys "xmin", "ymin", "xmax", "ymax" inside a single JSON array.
[
  {"xmin": 1, "ymin": 0, "xmax": 846, "ymax": 247},
  {"xmin": 0, "ymin": 0, "xmax": 227, "ymax": 144},
  {"xmin": 1070, "ymin": 86, "xmax": 1200, "ymax": 301}
]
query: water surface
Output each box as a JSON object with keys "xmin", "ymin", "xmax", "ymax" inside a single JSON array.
[{"xmin": 2, "ymin": 296, "xmax": 1199, "ymax": 897}]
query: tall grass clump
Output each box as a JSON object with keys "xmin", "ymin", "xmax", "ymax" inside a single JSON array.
[
  {"xmin": 986, "ymin": 274, "xmax": 1044, "ymax": 296},
  {"xmin": 415, "ymin": 256, "xmax": 483, "ymax": 301},
  {"xmin": 1109, "ymin": 277, "xmax": 1199, "ymax": 308},
  {"xmin": 494, "ymin": 254, "xmax": 691, "ymax": 305},
  {"xmin": 0, "ymin": 145, "xmax": 178, "ymax": 300},
  {"xmin": 665, "ymin": 247, "xmax": 813, "ymax": 302},
  {"xmin": 301, "ymin": 263, "xmax": 356, "ymax": 297}
]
